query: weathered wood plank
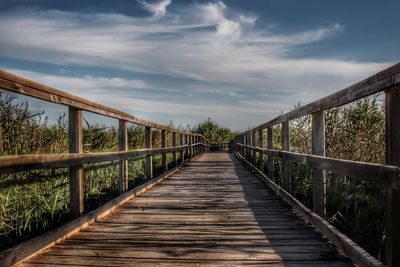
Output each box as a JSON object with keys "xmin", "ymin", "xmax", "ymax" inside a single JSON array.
[
  {"xmin": 267, "ymin": 127, "xmax": 274, "ymax": 178},
  {"xmin": 68, "ymin": 107, "xmax": 84, "ymax": 217},
  {"xmin": 118, "ymin": 120, "xmax": 128, "ymax": 193},
  {"xmin": 172, "ymin": 132, "xmax": 177, "ymax": 166},
  {"xmin": 237, "ymin": 152, "xmax": 383, "ymax": 267},
  {"xmin": 15, "ymin": 152, "xmax": 352, "ymax": 267},
  {"xmin": 237, "ymin": 144, "xmax": 400, "ymax": 189},
  {"xmin": 145, "ymin": 127, "xmax": 153, "ymax": 179},
  {"xmin": 311, "ymin": 111, "xmax": 326, "ymax": 218},
  {"xmin": 0, "ymin": 155, "xmax": 198, "ymax": 267},
  {"xmin": 0, "ymin": 145, "xmax": 197, "ymax": 174},
  {"xmin": 282, "ymin": 121, "xmax": 290, "ymax": 192},
  {"xmin": 385, "ymin": 85, "xmax": 400, "ymax": 267},
  {"xmin": 161, "ymin": 130, "xmax": 168, "ymax": 172}
]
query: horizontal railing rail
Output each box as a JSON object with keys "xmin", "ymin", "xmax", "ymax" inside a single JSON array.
[
  {"xmin": 0, "ymin": 70, "xmax": 202, "ymax": 135},
  {"xmin": 0, "ymin": 69, "xmax": 211, "ymax": 219},
  {"xmin": 0, "ymin": 143, "xmax": 208, "ymax": 174},
  {"xmin": 237, "ymin": 144, "xmax": 400, "ymax": 189},
  {"xmin": 233, "ymin": 63, "xmax": 400, "ymax": 267}
]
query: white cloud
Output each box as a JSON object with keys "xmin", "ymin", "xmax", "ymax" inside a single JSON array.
[
  {"xmin": 0, "ymin": 1, "xmax": 393, "ymax": 130},
  {"xmin": 138, "ymin": 0, "xmax": 171, "ymax": 17}
]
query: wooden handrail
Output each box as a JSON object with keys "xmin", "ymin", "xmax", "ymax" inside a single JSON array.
[
  {"xmin": 0, "ymin": 69, "xmax": 211, "ymax": 219},
  {"xmin": 237, "ymin": 144, "xmax": 400, "ymax": 189},
  {"xmin": 242, "ymin": 63, "xmax": 400, "ymax": 134},
  {"xmin": 233, "ymin": 62, "xmax": 400, "ymax": 267},
  {"xmin": 0, "ymin": 70, "xmax": 207, "ymax": 137}
]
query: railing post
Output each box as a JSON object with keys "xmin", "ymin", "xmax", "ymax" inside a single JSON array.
[
  {"xmin": 161, "ymin": 129, "xmax": 167, "ymax": 172},
  {"xmin": 267, "ymin": 127, "xmax": 274, "ymax": 178},
  {"xmin": 68, "ymin": 107, "xmax": 84, "ymax": 217},
  {"xmin": 118, "ymin": 120, "xmax": 128, "ymax": 193},
  {"xmin": 258, "ymin": 129, "xmax": 264, "ymax": 169},
  {"xmin": 312, "ymin": 111, "xmax": 326, "ymax": 218},
  {"xmin": 145, "ymin": 126, "xmax": 153, "ymax": 179},
  {"xmin": 180, "ymin": 133, "xmax": 185, "ymax": 162},
  {"xmin": 385, "ymin": 85, "xmax": 400, "ymax": 267},
  {"xmin": 172, "ymin": 132, "xmax": 177, "ymax": 166},
  {"xmin": 252, "ymin": 131, "xmax": 256, "ymax": 166},
  {"xmin": 245, "ymin": 133, "xmax": 249, "ymax": 160},
  {"xmin": 189, "ymin": 135, "xmax": 192, "ymax": 158},
  {"xmin": 282, "ymin": 121, "xmax": 290, "ymax": 192}
]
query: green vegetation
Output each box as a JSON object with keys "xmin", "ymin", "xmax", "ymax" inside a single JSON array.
[
  {"xmin": 265, "ymin": 95, "xmax": 385, "ymax": 259},
  {"xmin": 192, "ymin": 117, "xmax": 235, "ymax": 144},
  {"xmin": 0, "ymin": 92, "xmax": 388, "ymax": 261}
]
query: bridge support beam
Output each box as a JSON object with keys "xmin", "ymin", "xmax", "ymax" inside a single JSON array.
[
  {"xmin": 312, "ymin": 111, "xmax": 326, "ymax": 218},
  {"xmin": 119, "ymin": 120, "xmax": 128, "ymax": 193},
  {"xmin": 68, "ymin": 107, "xmax": 84, "ymax": 217},
  {"xmin": 385, "ymin": 85, "xmax": 400, "ymax": 267},
  {"xmin": 282, "ymin": 121, "xmax": 291, "ymax": 192},
  {"xmin": 145, "ymin": 127, "xmax": 153, "ymax": 179}
]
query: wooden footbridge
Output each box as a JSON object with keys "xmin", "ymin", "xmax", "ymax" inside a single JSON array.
[{"xmin": 0, "ymin": 63, "xmax": 400, "ymax": 267}]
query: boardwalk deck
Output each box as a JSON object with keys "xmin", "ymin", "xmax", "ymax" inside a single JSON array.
[{"xmin": 19, "ymin": 152, "xmax": 352, "ymax": 266}]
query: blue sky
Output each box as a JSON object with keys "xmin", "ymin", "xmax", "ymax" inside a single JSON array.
[{"xmin": 0, "ymin": 0, "xmax": 398, "ymax": 131}]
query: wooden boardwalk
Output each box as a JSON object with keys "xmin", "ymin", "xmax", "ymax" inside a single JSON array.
[{"xmin": 20, "ymin": 152, "xmax": 352, "ymax": 266}]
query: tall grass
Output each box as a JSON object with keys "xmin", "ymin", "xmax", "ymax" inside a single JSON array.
[{"xmin": 0, "ymin": 93, "xmax": 150, "ymax": 250}]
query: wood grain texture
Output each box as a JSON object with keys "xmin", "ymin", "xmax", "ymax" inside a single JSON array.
[
  {"xmin": 311, "ymin": 111, "xmax": 326, "ymax": 218},
  {"xmin": 237, "ymin": 144, "xmax": 400, "ymax": 189},
  {"xmin": 145, "ymin": 127, "xmax": 153, "ymax": 179},
  {"xmin": 68, "ymin": 107, "xmax": 84, "ymax": 217},
  {"xmin": 18, "ymin": 152, "xmax": 352, "ymax": 267},
  {"xmin": 385, "ymin": 85, "xmax": 400, "ymax": 267},
  {"xmin": 119, "ymin": 120, "xmax": 128, "ymax": 193},
  {"xmin": 236, "ymin": 152, "xmax": 383, "ymax": 267}
]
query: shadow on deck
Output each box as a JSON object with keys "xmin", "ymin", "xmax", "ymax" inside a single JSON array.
[{"xmin": 19, "ymin": 152, "xmax": 352, "ymax": 267}]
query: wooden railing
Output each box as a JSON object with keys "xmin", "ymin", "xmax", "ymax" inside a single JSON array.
[
  {"xmin": 0, "ymin": 70, "xmax": 211, "ymax": 218},
  {"xmin": 233, "ymin": 63, "xmax": 400, "ymax": 267}
]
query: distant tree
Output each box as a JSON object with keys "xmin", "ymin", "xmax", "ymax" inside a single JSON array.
[{"xmin": 192, "ymin": 117, "xmax": 235, "ymax": 144}]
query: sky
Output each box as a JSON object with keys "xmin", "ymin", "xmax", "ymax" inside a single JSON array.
[{"xmin": 0, "ymin": 0, "xmax": 399, "ymax": 131}]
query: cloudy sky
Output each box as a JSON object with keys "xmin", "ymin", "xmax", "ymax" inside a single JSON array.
[{"xmin": 0, "ymin": 0, "xmax": 398, "ymax": 131}]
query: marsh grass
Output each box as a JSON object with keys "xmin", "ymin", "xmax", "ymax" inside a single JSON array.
[
  {"xmin": 0, "ymin": 92, "xmax": 387, "ymax": 259},
  {"xmin": 0, "ymin": 93, "xmax": 155, "ymax": 250}
]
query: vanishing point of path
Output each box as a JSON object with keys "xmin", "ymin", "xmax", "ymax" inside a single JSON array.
[{"xmin": 20, "ymin": 152, "xmax": 352, "ymax": 266}]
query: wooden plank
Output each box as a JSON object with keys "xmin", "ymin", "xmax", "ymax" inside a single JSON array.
[
  {"xmin": 257, "ymin": 129, "xmax": 264, "ymax": 170},
  {"xmin": 172, "ymin": 132, "xmax": 177, "ymax": 166},
  {"xmin": 0, "ymin": 153, "xmax": 201, "ymax": 267},
  {"xmin": 161, "ymin": 130, "xmax": 168, "ymax": 172},
  {"xmin": 180, "ymin": 134, "xmax": 185, "ymax": 162},
  {"xmin": 0, "ymin": 70, "xmax": 210, "ymax": 139},
  {"xmin": 281, "ymin": 121, "xmax": 290, "ymax": 192},
  {"xmin": 0, "ymin": 146, "xmax": 193, "ymax": 174},
  {"xmin": 385, "ymin": 85, "xmax": 400, "ymax": 267},
  {"xmin": 237, "ymin": 144, "xmax": 400, "ymax": 189},
  {"xmin": 311, "ymin": 111, "xmax": 326, "ymax": 218},
  {"xmin": 267, "ymin": 127, "xmax": 274, "ymax": 178},
  {"xmin": 68, "ymin": 107, "xmax": 84, "ymax": 217},
  {"xmin": 16, "ymin": 152, "xmax": 350, "ymax": 267},
  {"xmin": 236, "ymin": 152, "xmax": 384, "ymax": 267},
  {"xmin": 118, "ymin": 120, "xmax": 128, "ymax": 193},
  {"xmin": 252, "ymin": 131, "xmax": 257, "ymax": 166},
  {"xmin": 145, "ymin": 127, "xmax": 153, "ymax": 179}
]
